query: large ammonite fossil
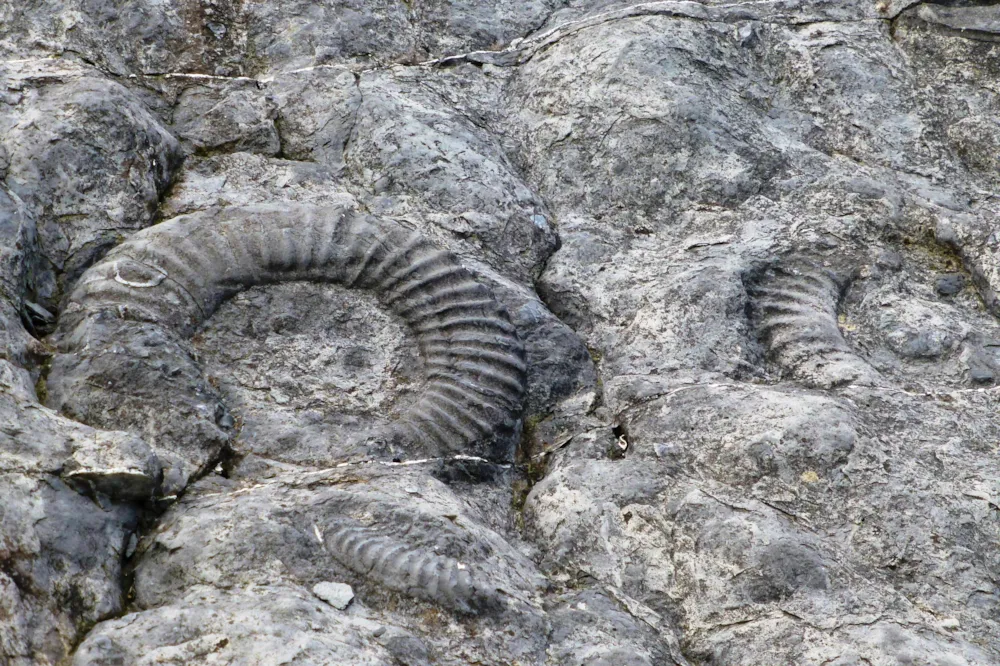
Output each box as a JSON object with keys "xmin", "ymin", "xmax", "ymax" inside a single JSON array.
[{"xmin": 47, "ymin": 204, "xmax": 527, "ymax": 495}]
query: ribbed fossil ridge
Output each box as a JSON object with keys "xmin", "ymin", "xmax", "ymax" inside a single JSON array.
[
  {"xmin": 325, "ymin": 520, "xmax": 500, "ymax": 615},
  {"xmin": 748, "ymin": 259, "xmax": 878, "ymax": 388},
  {"xmin": 51, "ymin": 204, "xmax": 526, "ymax": 466}
]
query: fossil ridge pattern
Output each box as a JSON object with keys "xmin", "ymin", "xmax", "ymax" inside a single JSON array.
[
  {"xmin": 47, "ymin": 204, "xmax": 527, "ymax": 491},
  {"xmin": 325, "ymin": 519, "xmax": 501, "ymax": 615},
  {"xmin": 748, "ymin": 257, "xmax": 880, "ymax": 389}
]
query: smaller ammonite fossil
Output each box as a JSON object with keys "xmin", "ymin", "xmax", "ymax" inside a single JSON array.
[
  {"xmin": 46, "ymin": 203, "xmax": 527, "ymax": 495},
  {"xmin": 747, "ymin": 255, "xmax": 879, "ymax": 389},
  {"xmin": 324, "ymin": 518, "xmax": 502, "ymax": 615}
]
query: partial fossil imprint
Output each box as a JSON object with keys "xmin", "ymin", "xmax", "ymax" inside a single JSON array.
[
  {"xmin": 325, "ymin": 519, "xmax": 501, "ymax": 614},
  {"xmin": 747, "ymin": 255, "xmax": 879, "ymax": 388}
]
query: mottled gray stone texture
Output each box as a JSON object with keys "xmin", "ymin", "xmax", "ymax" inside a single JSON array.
[{"xmin": 4, "ymin": 1, "xmax": 1000, "ymax": 664}]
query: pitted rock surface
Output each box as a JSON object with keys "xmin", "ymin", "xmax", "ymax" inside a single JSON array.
[
  {"xmin": 4, "ymin": 1, "xmax": 1000, "ymax": 665},
  {"xmin": 193, "ymin": 280, "xmax": 423, "ymax": 467}
]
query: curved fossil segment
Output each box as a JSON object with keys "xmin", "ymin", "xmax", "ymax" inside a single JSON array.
[
  {"xmin": 748, "ymin": 258, "xmax": 879, "ymax": 389},
  {"xmin": 50, "ymin": 204, "xmax": 526, "ymax": 488},
  {"xmin": 326, "ymin": 520, "xmax": 501, "ymax": 615}
]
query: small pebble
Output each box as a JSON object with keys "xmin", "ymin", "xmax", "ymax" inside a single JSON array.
[
  {"xmin": 372, "ymin": 626, "xmax": 386, "ymax": 637},
  {"xmin": 312, "ymin": 582, "xmax": 354, "ymax": 610}
]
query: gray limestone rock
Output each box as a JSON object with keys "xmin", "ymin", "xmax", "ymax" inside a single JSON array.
[
  {"xmin": 169, "ymin": 79, "xmax": 280, "ymax": 156},
  {"xmin": 72, "ymin": 583, "xmax": 401, "ymax": 666},
  {"xmin": 0, "ymin": 473, "xmax": 140, "ymax": 666},
  {"xmin": 6, "ymin": 0, "xmax": 1000, "ymax": 665},
  {"xmin": 345, "ymin": 69, "xmax": 560, "ymax": 283},
  {"xmin": 1, "ymin": 0, "xmax": 563, "ymax": 77},
  {"xmin": 0, "ymin": 59, "xmax": 182, "ymax": 310}
]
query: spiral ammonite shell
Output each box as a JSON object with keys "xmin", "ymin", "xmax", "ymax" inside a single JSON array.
[{"xmin": 48, "ymin": 204, "xmax": 527, "ymax": 493}]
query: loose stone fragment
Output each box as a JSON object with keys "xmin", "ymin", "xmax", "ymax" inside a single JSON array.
[{"xmin": 312, "ymin": 582, "xmax": 355, "ymax": 610}]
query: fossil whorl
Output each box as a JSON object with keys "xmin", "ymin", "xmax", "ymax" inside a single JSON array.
[
  {"xmin": 748, "ymin": 257, "xmax": 879, "ymax": 389},
  {"xmin": 49, "ymin": 204, "xmax": 526, "ymax": 490},
  {"xmin": 325, "ymin": 520, "xmax": 500, "ymax": 615}
]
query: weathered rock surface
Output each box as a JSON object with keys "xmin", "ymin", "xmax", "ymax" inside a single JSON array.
[{"xmin": 4, "ymin": 1, "xmax": 1000, "ymax": 665}]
